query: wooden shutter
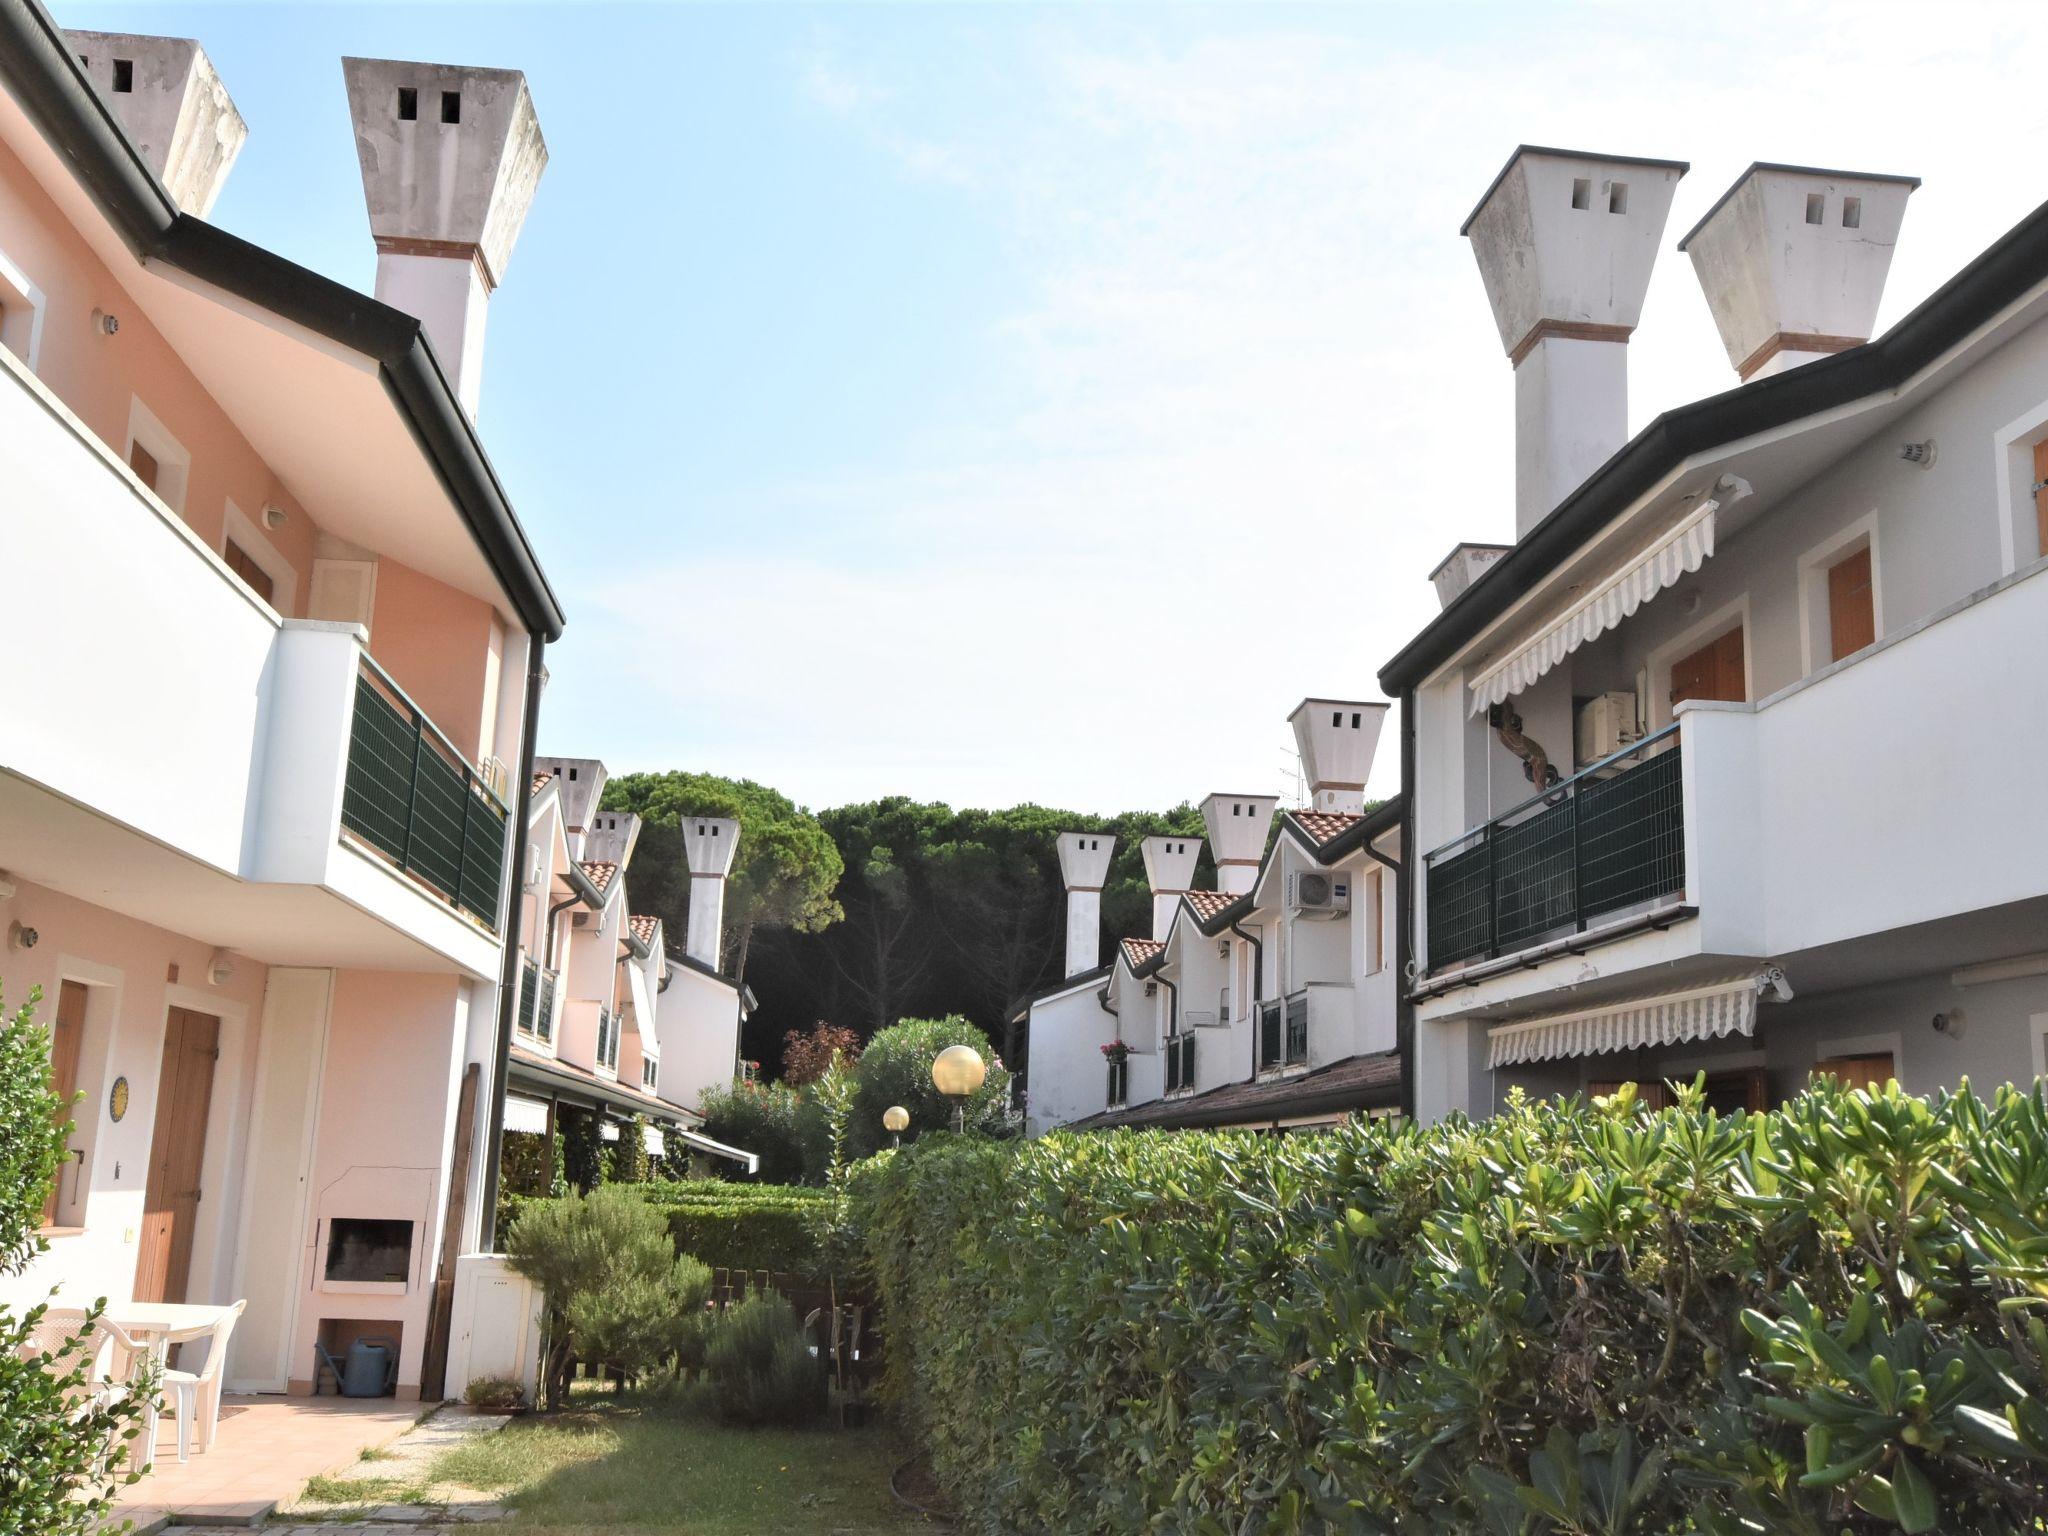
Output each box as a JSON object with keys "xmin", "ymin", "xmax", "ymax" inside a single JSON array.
[
  {"xmin": 224, "ymin": 540, "xmax": 275, "ymax": 604},
  {"xmin": 128, "ymin": 440, "xmax": 159, "ymax": 491},
  {"xmin": 2034, "ymin": 439, "xmax": 2048, "ymax": 564},
  {"xmin": 40, "ymin": 981, "xmax": 88, "ymax": 1227},
  {"xmin": 1827, "ymin": 546, "xmax": 1875, "ymax": 661},
  {"xmin": 135, "ymin": 1009, "xmax": 220, "ymax": 1305},
  {"xmin": 1813, "ymin": 1053, "xmax": 1895, "ymax": 1093},
  {"xmin": 1670, "ymin": 627, "xmax": 1746, "ymax": 706}
]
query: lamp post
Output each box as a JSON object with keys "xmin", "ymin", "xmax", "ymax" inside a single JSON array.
[
  {"xmin": 930, "ymin": 1044, "xmax": 987, "ymax": 1134},
  {"xmin": 883, "ymin": 1104, "xmax": 910, "ymax": 1148}
]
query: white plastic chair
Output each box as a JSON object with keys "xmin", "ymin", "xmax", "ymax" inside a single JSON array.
[
  {"xmin": 18, "ymin": 1309, "xmax": 161, "ymax": 1476},
  {"xmin": 162, "ymin": 1300, "xmax": 245, "ymax": 1459}
]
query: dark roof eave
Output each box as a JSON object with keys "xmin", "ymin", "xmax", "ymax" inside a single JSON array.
[
  {"xmin": 1075, "ymin": 1056, "xmax": 1404, "ymax": 1131},
  {"xmin": 1379, "ymin": 190, "xmax": 2048, "ymax": 696},
  {"xmin": 0, "ymin": 0, "xmax": 565, "ymax": 642},
  {"xmin": 1021, "ymin": 962, "xmax": 1113, "ymax": 1013}
]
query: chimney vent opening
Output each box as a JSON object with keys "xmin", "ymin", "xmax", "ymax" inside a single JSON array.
[
  {"xmin": 1330, "ymin": 710, "xmax": 1342, "ymax": 727},
  {"xmin": 1805, "ymin": 192, "xmax": 1825, "ymax": 225},
  {"xmin": 111, "ymin": 57, "xmax": 133, "ymax": 93},
  {"xmin": 397, "ymin": 86, "xmax": 417, "ymax": 121},
  {"xmin": 1607, "ymin": 181, "xmax": 1629, "ymax": 214},
  {"xmin": 441, "ymin": 89, "xmax": 461, "ymax": 124},
  {"xmin": 1350, "ymin": 711, "xmax": 1362, "ymax": 728},
  {"xmin": 1570, "ymin": 177, "xmax": 1591, "ymax": 211},
  {"xmin": 1842, "ymin": 195, "xmax": 1863, "ymax": 229}
]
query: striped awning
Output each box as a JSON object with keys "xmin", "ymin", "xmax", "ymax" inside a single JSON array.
[
  {"xmin": 503, "ymin": 1094, "xmax": 550, "ymax": 1134},
  {"xmin": 1487, "ymin": 968, "xmax": 1786, "ymax": 1069},
  {"xmin": 1467, "ymin": 477, "xmax": 1751, "ymax": 716}
]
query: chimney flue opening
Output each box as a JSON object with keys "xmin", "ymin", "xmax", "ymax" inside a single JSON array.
[
  {"xmin": 1842, "ymin": 195, "xmax": 1863, "ymax": 229},
  {"xmin": 441, "ymin": 89, "xmax": 461, "ymax": 124},
  {"xmin": 112, "ymin": 57, "xmax": 133, "ymax": 93},
  {"xmin": 1571, "ymin": 177, "xmax": 1591, "ymax": 210},
  {"xmin": 397, "ymin": 85, "xmax": 417, "ymax": 120},
  {"xmin": 1805, "ymin": 192, "xmax": 1825, "ymax": 225}
]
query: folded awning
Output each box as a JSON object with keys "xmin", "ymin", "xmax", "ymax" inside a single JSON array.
[
  {"xmin": 503, "ymin": 1094, "xmax": 550, "ymax": 1134},
  {"xmin": 674, "ymin": 1128, "xmax": 760, "ymax": 1175},
  {"xmin": 1486, "ymin": 968, "xmax": 1787, "ymax": 1069},
  {"xmin": 642, "ymin": 1124, "xmax": 666, "ymax": 1157},
  {"xmin": 1467, "ymin": 477, "xmax": 1751, "ymax": 716}
]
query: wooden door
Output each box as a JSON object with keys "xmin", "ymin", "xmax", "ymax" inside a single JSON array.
[
  {"xmin": 134, "ymin": 1008, "xmax": 219, "ymax": 1305},
  {"xmin": 1813, "ymin": 1053, "xmax": 1895, "ymax": 1093},
  {"xmin": 40, "ymin": 980, "xmax": 88, "ymax": 1227},
  {"xmin": 1827, "ymin": 546, "xmax": 1875, "ymax": 661},
  {"xmin": 223, "ymin": 540, "xmax": 274, "ymax": 604},
  {"xmin": 1669, "ymin": 627, "xmax": 1746, "ymax": 707},
  {"xmin": 2034, "ymin": 439, "xmax": 2048, "ymax": 563}
]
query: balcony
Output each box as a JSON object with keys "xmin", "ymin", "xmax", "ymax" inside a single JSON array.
[
  {"xmin": 517, "ymin": 960, "xmax": 559, "ymax": 1043},
  {"xmin": 341, "ymin": 657, "xmax": 508, "ymax": 926},
  {"xmin": 0, "ymin": 340, "xmax": 505, "ymax": 978},
  {"xmin": 1164, "ymin": 1032, "xmax": 1197, "ymax": 1094},
  {"xmin": 1424, "ymin": 727, "xmax": 1684, "ymax": 973},
  {"xmin": 1258, "ymin": 996, "xmax": 1310, "ymax": 1073}
]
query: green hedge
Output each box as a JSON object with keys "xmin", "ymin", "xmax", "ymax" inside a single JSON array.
[
  {"xmin": 855, "ymin": 1080, "xmax": 2048, "ymax": 1534},
  {"xmin": 505, "ymin": 1181, "xmax": 832, "ymax": 1279}
]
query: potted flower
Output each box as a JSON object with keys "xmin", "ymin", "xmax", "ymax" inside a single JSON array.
[{"xmin": 1099, "ymin": 1041, "xmax": 1130, "ymax": 1063}]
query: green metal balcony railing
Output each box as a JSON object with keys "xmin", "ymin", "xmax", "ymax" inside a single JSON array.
[
  {"xmin": 1165, "ymin": 1032, "xmax": 1196, "ymax": 1094},
  {"xmin": 1424, "ymin": 725, "xmax": 1685, "ymax": 972},
  {"xmin": 341, "ymin": 656, "xmax": 509, "ymax": 927},
  {"xmin": 517, "ymin": 959, "xmax": 558, "ymax": 1043}
]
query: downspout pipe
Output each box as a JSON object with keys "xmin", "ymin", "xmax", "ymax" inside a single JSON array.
[
  {"xmin": 1229, "ymin": 918, "xmax": 1265, "ymax": 1081},
  {"xmin": 479, "ymin": 632, "xmax": 546, "ymax": 1251},
  {"xmin": 1395, "ymin": 692, "xmax": 1417, "ymax": 1122}
]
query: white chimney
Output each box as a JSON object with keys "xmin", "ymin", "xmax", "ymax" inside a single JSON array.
[
  {"xmin": 1200, "ymin": 794, "xmax": 1277, "ymax": 896},
  {"xmin": 68, "ymin": 32, "xmax": 247, "ymax": 217},
  {"xmin": 1139, "ymin": 836, "xmax": 1202, "ymax": 941},
  {"xmin": 682, "ymin": 817, "xmax": 740, "ymax": 970},
  {"xmin": 533, "ymin": 757, "xmax": 606, "ymax": 848},
  {"xmin": 1429, "ymin": 542, "xmax": 1511, "ymax": 610},
  {"xmin": 1464, "ymin": 146, "xmax": 1688, "ymax": 537},
  {"xmin": 342, "ymin": 58, "xmax": 547, "ymax": 419},
  {"xmin": 1055, "ymin": 833, "xmax": 1115, "ymax": 978},
  {"xmin": 1679, "ymin": 162, "xmax": 1918, "ymax": 382},
  {"xmin": 1288, "ymin": 699, "xmax": 1388, "ymax": 815}
]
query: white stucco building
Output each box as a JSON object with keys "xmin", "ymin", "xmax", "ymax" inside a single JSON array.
[{"xmin": 1386, "ymin": 148, "xmax": 2048, "ymax": 1118}]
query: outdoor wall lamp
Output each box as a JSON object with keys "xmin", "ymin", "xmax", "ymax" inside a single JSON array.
[
  {"xmin": 883, "ymin": 1104, "xmax": 910, "ymax": 1147},
  {"xmin": 931, "ymin": 1045, "xmax": 986, "ymax": 1133}
]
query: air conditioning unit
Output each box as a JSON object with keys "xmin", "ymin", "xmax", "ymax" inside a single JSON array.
[
  {"xmin": 1287, "ymin": 870, "xmax": 1349, "ymax": 918},
  {"xmin": 1576, "ymin": 691, "xmax": 1642, "ymax": 767}
]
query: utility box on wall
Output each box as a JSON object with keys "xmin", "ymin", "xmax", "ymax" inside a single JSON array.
[{"xmin": 444, "ymin": 1252, "xmax": 541, "ymax": 1404}]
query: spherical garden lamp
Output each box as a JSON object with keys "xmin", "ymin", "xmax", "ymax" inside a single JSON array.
[
  {"xmin": 883, "ymin": 1104, "xmax": 911, "ymax": 1148},
  {"xmin": 931, "ymin": 1044, "xmax": 987, "ymax": 1133}
]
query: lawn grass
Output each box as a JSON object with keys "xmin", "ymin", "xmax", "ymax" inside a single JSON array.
[{"xmin": 424, "ymin": 1399, "xmax": 940, "ymax": 1534}]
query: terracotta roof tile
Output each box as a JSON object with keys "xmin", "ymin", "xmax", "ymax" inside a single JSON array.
[
  {"xmin": 580, "ymin": 859, "xmax": 618, "ymax": 893},
  {"xmin": 628, "ymin": 914, "xmax": 660, "ymax": 946},
  {"xmin": 532, "ymin": 771, "xmax": 555, "ymax": 795},
  {"xmin": 1120, "ymin": 937, "xmax": 1165, "ymax": 969},
  {"xmin": 1184, "ymin": 891, "xmax": 1237, "ymax": 920},
  {"xmin": 1292, "ymin": 810, "xmax": 1362, "ymax": 847}
]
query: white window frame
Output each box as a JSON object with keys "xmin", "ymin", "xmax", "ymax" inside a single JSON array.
[
  {"xmin": 1794, "ymin": 513, "xmax": 1883, "ymax": 677},
  {"xmin": 1992, "ymin": 397, "xmax": 2048, "ymax": 575},
  {"xmin": 124, "ymin": 396, "xmax": 191, "ymax": 515},
  {"xmin": 1645, "ymin": 595, "xmax": 1751, "ymax": 729},
  {"xmin": 0, "ymin": 244, "xmax": 47, "ymax": 371},
  {"xmin": 221, "ymin": 499, "xmax": 297, "ymax": 615}
]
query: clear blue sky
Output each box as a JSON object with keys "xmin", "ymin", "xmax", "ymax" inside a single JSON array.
[{"xmin": 57, "ymin": 1, "xmax": 2048, "ymax": 815}]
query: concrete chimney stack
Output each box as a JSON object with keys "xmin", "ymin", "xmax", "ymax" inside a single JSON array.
[
  {"xmin": 681, "ymin": 817, "xmax": 740, "ymax": 970},
  {"xmin": 1200, "ymin": 794, "xmax": 1277, "ymax": 896},
  {"xmin": 342, "ymin": 58, "xmax": 547, "ymax": 419},
  {"xmin": 1429, "ymin": 543, "xmax": 1511, "ymax": 610},
  {"xmin": 1288, "ymin": 699, "xmax": 1388, "ymax": 816},
  {"xmin": 533, "ymin": 757, "xmax": 607, "ymax": 850},
  {"xmin": 1464, "ymin": 146, "xmax": 1688, "ymax": 537},
  {"xmin": 1139, "ymin": 836, "xmax": 1202, "ymax": 941},
  {"xmin": 68, "ymin": 32, "xmax": 246, "ymax": 217},
  {"xmin": 1056, "ymin": 833, "xmax": 1116, "ymax": 978},
  {"xmin": 1679, "ymin": 163, "xmax": 1918, "ymax": 382}
]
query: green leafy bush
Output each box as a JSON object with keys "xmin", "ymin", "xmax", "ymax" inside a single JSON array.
[
  {"xmin": 857, "ymin": 1078, "xmax": 2048, "ymax": 1534},
  {"xmin": 0, "ymin": 984, "xmax": 151, "ymax": 1533},
  {"xmin": 846, "ymin": 1016, "xmax": 1012, "ymax": 1159},
  {"xmin": 697, "ymin": 1079, "xmax": 828, "ymax": 1185},
  {"xmin": 503, "ymin": 1182, "xmax": 835, "ymax": 1280},
  {"xmin": 505, "ymin": 1186, "xmax": 711, "ymax": 1408},
  {"xmin": 703, "ymin": 1291, "xmax": 825, "ymax": 1428}
]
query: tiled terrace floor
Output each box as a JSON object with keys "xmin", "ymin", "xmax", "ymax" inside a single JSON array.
[{"xmin": 109, "ymin": 1394, "xmax": 426, "ymax": 1532}]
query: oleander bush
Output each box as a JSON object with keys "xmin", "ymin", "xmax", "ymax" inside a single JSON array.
[{"xmin": 856, "ymin": 1077, "xmax": 2048, "ymax": 1534}]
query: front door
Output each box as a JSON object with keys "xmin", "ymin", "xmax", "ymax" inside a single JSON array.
[
  {"xmin": 134, "ymin": 1007, "xmax": 219, "ymax": 1304},
  {"xmin": 1670, "ymin": 626, "xmax": 1747, "ymax": 708},
  {"xmin": 40, "ymin": 980, "xmax": 87, "ymax": 1227}
]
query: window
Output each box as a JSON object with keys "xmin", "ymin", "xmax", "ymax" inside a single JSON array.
[
  {"xmin": 641, "ymin": 1056, "xmax": 658, "ymax": 1090},
  {"xmin": 0, "ymin": 247, "xmax": 45, "ymax": 370},
  {"xmin": 124, "ymin": 398, "xmax": 191, "ymax": 514},
  {"xmin": 397, "ymin": 86, "xmax": 418, "ymax": 120},
  {"xmin": 224, "ymin": 540, "xmax": 274, "ymax": 603},
  {"xmin": 128, "ymin": 441, "xmax": 159, "ymax": 490},
  {"xmin": 1825, "ymin": 545, "xmax": 1875, "ymax": 661},
  {"xmin": 1106, "ymin": 1055, "xmax": 1127, "ymax": 1108},
  {"xmin": 2034, "ymin": 439, "xmax": 2048, "ymax": 565}
]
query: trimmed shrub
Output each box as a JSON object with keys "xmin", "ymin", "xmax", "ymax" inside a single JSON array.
[
  {"xmin": 846, "ymin": 1015, "xmax": 1012, "ymax": 1159},
  {"xmin": 857, "ymin": 1079, "xmax": 2048, "ymax": 1534},
  {"xmin": 639, "ymin": 1181, "xmax": 833, "ymax": 1277},
  {"xmin": 697, "ymin": 1079, "xmax": 827, "ymax": 1185},
  {"xmin": 505, "ymin": 1186, "xmax": 711, "ymax": 1408},
  {"xmin": 704, "ymin": 1290, "xmax": 825, "ymax": 1428}
]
